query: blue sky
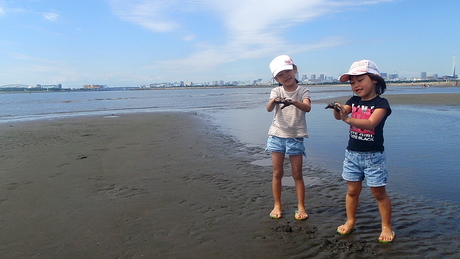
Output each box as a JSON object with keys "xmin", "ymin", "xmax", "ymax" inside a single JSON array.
[{"xmin": 0, "ymin": 0, "xmax": 458, "ymax": 87}]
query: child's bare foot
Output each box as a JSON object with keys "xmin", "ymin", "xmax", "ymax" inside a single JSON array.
[
  {"xmin": 269, "ymin": 208, "xmax": 282, "ymax": 219},
  {"xmin": 379, "ymin": 227, "xmax": 395, "ymax": 243},
  {"xmin": 337, "ymin": 222, "xmax": 355, "ymax": 235},
  {"xmin": 294, "ymin": 209, "xmax": 308, "ymax": 220}
]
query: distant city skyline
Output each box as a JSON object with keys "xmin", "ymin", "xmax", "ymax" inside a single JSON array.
[
  {"xmin": 0, "ymin": 1, "xmax": 459, "ymax": 87},
  {"xmin": 1, "ymin": 57, "xmax": 457, "ymax": 88},
  {"xmin": 2, "ymin": 55, "xmax": 458, "ymax": 88},
  {"xmin": 1, "ymin": 65, "xmax": 457, "ymax": 89}
]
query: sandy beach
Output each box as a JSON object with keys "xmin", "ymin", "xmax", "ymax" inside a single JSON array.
[{"xmin": 1, "ymin": 95, "xmax": 459, "ymax": 258}]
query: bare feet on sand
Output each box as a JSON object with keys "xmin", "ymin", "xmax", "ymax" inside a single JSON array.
[
  {"xmin": 379, "ymin": 226, "xmax": 395, "ymax": 243},
  {"xmin": 269, "ymin": 208, "xmax": 282, "ymax": 219},
  {"xmin": 337, "ymin": 221, "xmax": 355, "ymax": 235},
  {"xmin": 294, "ymin": 209, "xmax": 308, "ymax": 220}
]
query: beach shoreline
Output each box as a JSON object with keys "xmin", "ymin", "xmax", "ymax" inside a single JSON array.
[{"xmin": 1, "ymin": 110, "xmax": 459, "ymax": 257}]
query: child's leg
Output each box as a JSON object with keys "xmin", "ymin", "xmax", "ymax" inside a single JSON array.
[
  {"xmin": 270, "ymin": 152, "xmax": 285, "ymax": 218},
  {"xmin": 338, "ymin": 181, "xmax": 362, "ymax": 233},
  {"xmin": 370, "ymin": 186, "xmax": 394, "ymax": 241},
  {"xmin": 290, "ymin": 154, "xmax": 308, "ymax": 219}
]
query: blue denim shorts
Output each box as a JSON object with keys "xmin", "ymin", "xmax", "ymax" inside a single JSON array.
[
  {"xmin": 266, "ymin": 135, "xmax": 306, "ymax": 157},
  {"xmin": 342, "ymin": 149, "xmax": 388, "ymax": 187}
]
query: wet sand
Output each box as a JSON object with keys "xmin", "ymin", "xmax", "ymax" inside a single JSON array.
[{"xmin": 1, "ymin": 110, "xmax": 459, "ymax": 258}]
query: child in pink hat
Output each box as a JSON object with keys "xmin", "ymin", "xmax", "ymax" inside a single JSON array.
[{"xmin": 329, "ymin": 60, "xmax": 395, "ymax": 243}]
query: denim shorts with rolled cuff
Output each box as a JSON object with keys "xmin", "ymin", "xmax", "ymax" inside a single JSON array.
[
  {"xmin": 265, "ymin": 135, "xmax": 306, "ymax": 157},
  {"xmin": 342, "ymin": 149, "xmax": 388, "ymax": 187}
]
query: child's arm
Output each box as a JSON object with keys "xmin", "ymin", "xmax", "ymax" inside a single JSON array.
[
  {"xmin": 266, "ymin": 97, "xmax": 282, "ymax": 112},
  {"xmin": 337, "ymin": 105, "xmax": 388, "ymax": 130},
  {"xmin": 290, "ymin": 98, "xmax": 311, "ymax": 112}
]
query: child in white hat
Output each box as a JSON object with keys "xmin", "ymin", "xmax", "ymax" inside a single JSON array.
[
  {"xmin": 329, "ymin": 60, "xmax": 395, "ymax": 243},
  {"xmin": 266, "ymin": 55, "xmax": 311, "ymax": 220}
]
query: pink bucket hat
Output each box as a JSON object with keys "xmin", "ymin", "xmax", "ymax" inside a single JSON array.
[
  {"xmin": 339, "ymin": 60, "xmax": 380, "ymax": 82},
  {"xmin": 269, "ymin": 55, "xmax": 295, "ymax": 77}
]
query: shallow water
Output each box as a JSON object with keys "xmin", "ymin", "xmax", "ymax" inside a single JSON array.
[
  {"xmin": 200, "ymin": 87, "xmax": 460, "ymax": 206},
  {"xmin": 212, "ymin": 104, "xmax": 460, "ymax": 206},
  {"xmin": 1, "ymin": 86, "xmax": 459, "ymax": 206}
]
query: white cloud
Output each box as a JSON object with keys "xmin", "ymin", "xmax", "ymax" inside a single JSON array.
[
  {"xmin": 183, "ymin": 34, "xmax": 196, "ymax": 41},
  {"xmin": 0, "ymin": 2, "xmax": 27, "ymax": 15},
  {"xmin": 109, "ymin": 0, "xmax": 394, "ymax": 75},
  {"xmin": 8, "ymin": 51, "xmax": 36, "ymax": 61},
  {"xmin": 43, "ymin": 12, "xmax": 60, "ymax": 21},
  {"xmin": 0, "ymin": 40, "xmax": 21, "ymax": 47},
  {"xmin": 108, "ymin": 0, "xmax": 182, "ymax": 32}
]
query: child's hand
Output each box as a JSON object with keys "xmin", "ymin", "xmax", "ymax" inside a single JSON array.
[
  {"xmin": 334, "ymin": 103, "xmax": 349, "ymax": 121},
  {"xmin": 274, "ymin": 97, "xmax": 283, "ymax": 104},
  {"xmin": 327, "ymin": 102, "xmax": 348, "ymax": 120},
  {"xmin": 274, "ymin": 98, "xmax": 292, "ymax": 109},
  {"xmin": 325, "ymin": 102, "xmax": 341, "ymax": 112}
]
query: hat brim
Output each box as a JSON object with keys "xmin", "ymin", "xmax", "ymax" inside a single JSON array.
[
  {"xmin": 272, "ymin": 65, "xmax": 293, "ymax": 77},
  {"xmin": 339, "ymin": 72, "xmax": 369, "ymax": 82}
]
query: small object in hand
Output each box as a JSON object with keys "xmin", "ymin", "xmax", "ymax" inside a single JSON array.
[
  {"xmin": 275, "ymin": 98, "xmax": 292, "ymax": 109},
  {"xmin": 325, "ymin": 102, "xmax": 341, "ymax": 112}
]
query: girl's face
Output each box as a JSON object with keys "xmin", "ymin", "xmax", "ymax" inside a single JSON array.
[
  {"xmin": 274, "ymin": 68, "xmax": 297, "ymax": 87},
  {"xmin": 349, "ymin": 74, "xmax": 378, "ymax": 100}
]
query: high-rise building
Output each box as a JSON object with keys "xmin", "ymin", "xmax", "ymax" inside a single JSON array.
[
  {"xmin": 421, "ymin": 72, "xmax": 427, "ymax": 80},
  {"xmin": 389, "ymin": 74, "xmax": 399, "ymax": 80},
  {"xmin": 452, "ymin": 55, "xmax": 457, "ymax": 78}
]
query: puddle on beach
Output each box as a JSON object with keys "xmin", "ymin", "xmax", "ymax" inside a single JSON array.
[
  {"xmin": 250, "ymin": 158, "xmax": 272, "ymax": 167},
  {"xmin": 282, "ymin": 176, "xmax": 321, "ymax": 187},
  {"xmin": 251, "ymin": 159, "xmax": 321, "ymax": 187}
]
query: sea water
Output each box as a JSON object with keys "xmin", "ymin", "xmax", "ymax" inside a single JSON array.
[
  {"xmin": 0, "ymin": 86, "xmax": 459, "ymax": 205},
  {"xmin": 207, "ymin": 86, "xmax": 460, "ymax": 205}
]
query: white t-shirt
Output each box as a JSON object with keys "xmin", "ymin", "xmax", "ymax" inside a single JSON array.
[{"xmin": 268, "ymin": 86, "xmax": 310, "ymax": 138}]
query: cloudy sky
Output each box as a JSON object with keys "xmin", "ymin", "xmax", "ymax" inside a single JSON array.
[{"xmin": 0, "ymin": 0, "xmax": 458, "ymax": 87}]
